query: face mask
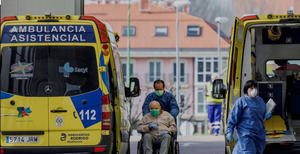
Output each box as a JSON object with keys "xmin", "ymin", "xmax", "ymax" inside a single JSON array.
[
  {"xmin": 150, "ymin": 109, "xmax": 160, "ymax": 117},
  {"xmin": 155, "ymin": 90, "xmax": 164, "ymax": 97},
  {"xmin": 249, "ymin": 88, "xmax": 258, "ymax": 97}
]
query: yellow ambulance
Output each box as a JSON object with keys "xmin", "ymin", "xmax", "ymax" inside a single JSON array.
[
  {"xmin": 0, "ymin": 15, "xmax": 140, "ymax": 154},
  {"xmin": 220, "ymin": 10, "xmax": 300, "ymax": 153}
]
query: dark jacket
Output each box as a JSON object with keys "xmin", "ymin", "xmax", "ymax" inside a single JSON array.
[{"xmin": 142, "ymin": 91, "xmax": 179, "ymax": 118}]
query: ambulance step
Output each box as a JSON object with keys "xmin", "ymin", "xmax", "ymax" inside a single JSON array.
[{"xmin": 291, "ymin": 120, "xmax": 300, "ymax": 140}]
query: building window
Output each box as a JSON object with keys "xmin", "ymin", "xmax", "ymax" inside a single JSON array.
[
  {"xmin": 149, "ymin": 61, "xmax": 162, "ymax": 83},
  {"xmin": 187, "ymin": 25, "xmax": 201, "ymax": 36},
  {"xmin": 155, "ymin": 26, "xmax": 168, "ymax": 36},
  {"xmin": 197, "ymin": 87, "xmax": 205, "ymax": 114},
  {"xmin": 173, "ymin": 61, "xmax": 186, "ymax": 83},
  {"xmin": 122, "ymin": 26, "xmax": 136, "ymax": 36},
  {"xmin": 122, "ymin": 62, "xmax": 134, "ymax": 83},
  {"xmin": 197, "ymin": 57, "xmax": 218, "ymax": 82},
  {"xmin": 222, "ymin": 57, "xmax": 228, "ymax": 75}
]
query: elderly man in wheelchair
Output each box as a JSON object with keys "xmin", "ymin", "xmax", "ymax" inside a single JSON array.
[{"xmin": 137, "ymin": 101, "xmax": 177, "ymax": 154}]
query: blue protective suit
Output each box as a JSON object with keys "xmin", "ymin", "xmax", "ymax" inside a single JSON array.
[
  {"xmin": 142, "ymin": 91, "xmax": 179, "ymax": 119},
  {"xmin": 226, "ymin": 96, "xmax": 266, "ymax": 154}
]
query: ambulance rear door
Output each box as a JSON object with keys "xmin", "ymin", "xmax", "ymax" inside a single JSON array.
[
  {"xmin": 0, "ymin": 45, "xmax": 50, "ymax": 146},
  {"xmin": 224, "ymin": 17, "xmax": 245, "ymax": 153},
  {"xmin": 225, "ymin": 17, "xmax": 245, "ymax": 127},
  {"xmin": 45, "ymin": 24, "xmax": 103, "ymax": 146},
  {"xmin": 48, "ymin": 45, "xmax": 103, "ymax": 146}
]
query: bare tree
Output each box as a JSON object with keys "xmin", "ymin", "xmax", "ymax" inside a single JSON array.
[{"xmin": 129, "ymin": 87, "xmax": 151, "ymax": 131}]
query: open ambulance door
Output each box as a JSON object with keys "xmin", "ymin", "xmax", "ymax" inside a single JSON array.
[{"xmin": 224, "ymin": 17, "xmax": 245, "ymax": 154}]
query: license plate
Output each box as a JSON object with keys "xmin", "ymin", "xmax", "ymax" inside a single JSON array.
[{"xmin": 6, "ymin": 136, "xmax": 39, "ymax": 143}]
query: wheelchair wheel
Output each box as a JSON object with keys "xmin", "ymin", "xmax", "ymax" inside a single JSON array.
[
  {"xmin": 137, "ymin": 140, "xmax": 143, "ymax": 154},
  {"xmin": 168, "ymin": 142, "xmax": 173, "ymax": 154},
  {"xmin": 172, "ymin": 141, "xmax": 180, "ymax": 154}
]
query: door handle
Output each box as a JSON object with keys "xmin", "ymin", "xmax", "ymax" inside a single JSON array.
[
  {"xmin": 50, "ymin": 109, "xmax": 67, "ymax": 113},
  {"xmin": 73, "ymin": 111, "xmax": 77, "ymax": 119}
]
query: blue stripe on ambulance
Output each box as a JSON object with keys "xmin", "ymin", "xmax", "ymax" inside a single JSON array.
[
  {"xmin": 0, "ymin": 91, "xmax": 14, "ymax": 99},
  {"xmin": 1, "ymin": 25, "xmax": 96, "ymax": 44},
  {"xmin": 99, "ymin": 52, "xmax": 110, "ymax": 92},
  {"xmin": 70, "ymin": 89, "xmax": 102, "ymax": 128}
]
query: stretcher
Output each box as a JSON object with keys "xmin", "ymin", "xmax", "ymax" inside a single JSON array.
[{"xmin": 264, "ymin": 115, "xmax": 296, "ymax": 142}]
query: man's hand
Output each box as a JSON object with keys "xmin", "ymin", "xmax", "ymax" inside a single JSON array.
[
  {"xmin": 149, "ymin": 123, "xmax": 158, "ymax": 130},
  {"xmin": 161, "ymin": 130, "xmax": 168, "ymax": 136},
  {"xmin": 226, "ymin": 133, "xmax": 233, "ymax": 142}
]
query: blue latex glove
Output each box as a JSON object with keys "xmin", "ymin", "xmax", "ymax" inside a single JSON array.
[
  {"xmin": 161, "ymin": 130, "xmax": 168, "ymax": 136},
  {"xmin": 226, "ymin": 133, "xmax": 233, "ymax": 142},
  {"xmin": 149, "ymin": 123, "xmax": 158, "ymax": 130},
  {"xmin": 265, "ymin": 112, "xmax": 272, "ymax": 120}
]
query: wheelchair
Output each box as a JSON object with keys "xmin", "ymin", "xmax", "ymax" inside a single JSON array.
[{"xmin": 137, "ymin": 133, "xmax": 180, "ymax": 154}]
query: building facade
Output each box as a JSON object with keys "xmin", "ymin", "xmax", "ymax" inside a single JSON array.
[{"xmin": 85, "ymin": 1, "xmax": 229, "ymax": 135}]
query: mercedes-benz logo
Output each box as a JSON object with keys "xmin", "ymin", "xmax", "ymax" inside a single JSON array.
[{"xmin": 44, "ymin": 85, "xmax": 53, "ymax": 94}]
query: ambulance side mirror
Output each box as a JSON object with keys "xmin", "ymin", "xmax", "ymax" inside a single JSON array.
[
  {"xmin": 125, "ymin": 77, "xmax": 141, "ymax": 97},
  {"xmin": 212, "ymin": 79, "xmax": 226, "ymax": 99},
  {"xmin": 114, "ymin": 32, "xmax": 120, "ymax": 43}
]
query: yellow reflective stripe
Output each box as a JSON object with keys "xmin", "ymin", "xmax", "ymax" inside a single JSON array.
[
  {"xmin": 206, "ymin": 95, "xmax": 223, "ymax": 103},
  {"xmin": 211, "ymin": 98, "xmax": 223, "ymax": 103},
  {"xmin": 212, "ymin": 121, "xmax": 221, "ymax": 125}
]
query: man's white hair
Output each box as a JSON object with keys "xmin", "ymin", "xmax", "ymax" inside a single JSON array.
[{"xmin": 212, "ymin": 73, "xmax": 219, "ymax": 81}]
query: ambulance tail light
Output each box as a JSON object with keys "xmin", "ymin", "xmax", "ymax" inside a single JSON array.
[
  {"xmin": 80, "ymin": 16, "xmax": 109, "ymax": 43},
  {"xmin": 0, "ymin": 148, "xmax": 4, "ymax": 154},
  {"xmin": 240, "ymin": 15, "xmax": 258, "ymax": 22},
  {"xmin": 0, "ymin": 16, "xmax": 17, "ymax": 24},
  {"xmin": 280, "ymin": 142, "xmax": 290, "ymax": 146},
  {"xmin": 101, "ymin": 95, "xmax": 111, "ymax": 130},
  {"xmin": 94, "ymin": 147, "xmax": 105, "ymax": 152},
  {"xmin": 102, "ymin": 44, "xmax": 109, "ymax": 49}
]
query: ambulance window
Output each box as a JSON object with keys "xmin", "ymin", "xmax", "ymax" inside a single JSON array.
[
  {"xmin": 0, "ymin": 46, "xmax": 98, "ymax": 96},
  {"xmin": 266, "ymin": 60, "xmax": 276, "ymax": 78},
  {"xmin": 107, "ymin": 61, "xmax": 116, "ymax": 105},
  {"xmin": 266, "ymin": 60, "xmax": 300, "ymax": 79},
  {"xmin": 50, "ymin": 46, "xmax": 98, "ymax": 96},
  {"xmin": 1, "ymin": 46, "xmax": 48, "ymax": 96}
]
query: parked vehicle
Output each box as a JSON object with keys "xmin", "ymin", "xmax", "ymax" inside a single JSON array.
[
  {"xmin": 215, "ymin": 10, "xmax": 300, "ymax": 153},
  {"xmin": 0, "ymin": 14, "xmax": 140, "ymax": 154}
]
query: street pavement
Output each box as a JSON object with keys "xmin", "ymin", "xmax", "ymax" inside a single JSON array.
[{"xmin": 130, "ymin": 135, "xmax": 225, "ymax": 154}]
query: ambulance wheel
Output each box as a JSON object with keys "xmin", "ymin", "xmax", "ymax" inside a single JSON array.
[{"xmin": 174, "ymin": 141, "xmax": 180, "ymax": 154}]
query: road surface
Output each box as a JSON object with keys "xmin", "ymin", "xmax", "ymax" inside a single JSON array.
[{"xmin": 130, "ymin": 135, "xmax": 225, "ymax": 154}]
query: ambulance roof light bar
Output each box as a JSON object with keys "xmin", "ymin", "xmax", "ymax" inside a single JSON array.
[
  {"xmin": 0, "ymin": 16, "xmax": 17, "ymax": 24},
  {"xmin": 240, "ymin": 14, "xmax": 258, "ymax": 22},
  {"xmin": 80, "ymin": 16, "xmax": 110, "ymax": 43}
]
